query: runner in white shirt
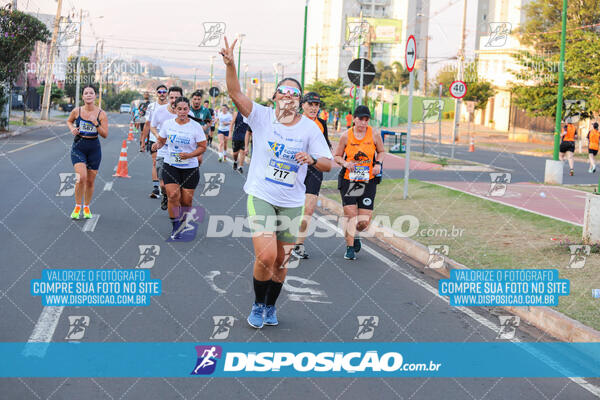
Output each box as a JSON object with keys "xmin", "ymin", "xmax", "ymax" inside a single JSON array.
[
  {"xmin": 153, "ymin": 96, "xmax": 207, "ymax": 239},
  {"xmin": 216, "ymin": 105, "xmax": 233, "ymax": 162},
  {"xmin": 140, "ymin": 85, "xmax": 168, "ymax": 199},
  {"xmin": 150, "ymin": 86, "xmax": 182, "ymax": 210},
  {"xmin": 220, "ymin": 36, "xmax": 333, "ymax": 329}
]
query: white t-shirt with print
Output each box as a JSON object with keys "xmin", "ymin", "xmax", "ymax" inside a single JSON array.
[
  {"xmin": 151, "ymin": 104, "xmax": 177, "ymax": 158},
  {"xmin": 159, "ymin": 118, "xmax": 206, "ymax": 169},
  {"xmin": 217, "ymin": 111, "xmax": 233, "ymax": 132},
  {"xmin": 244, "ymin": 102, "xmax": 333, "ymax": 208}
]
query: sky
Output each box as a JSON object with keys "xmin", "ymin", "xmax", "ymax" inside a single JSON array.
[{"xmin": 8, "ymin": 0, "xmax": 480, "ymax": 84}]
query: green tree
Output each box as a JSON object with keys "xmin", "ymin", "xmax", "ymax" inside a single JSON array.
[
  {"xmin": 64, "ymin": 55, "xmax": 96, "ymax": 102},
  {"xmin": 511, "ymin": 0, "xmax": 600, "ymax": 118},
  {"xmin": 373, "ymin": 61, "xmax": 410, "ymax": 90},
  {"xmin": 305, "ymin": 78, "xmax": 350, "ymax": 112},
  {"xmin": 101, "ymin": 86, "xmax": 141, "ymax": 111},
  {"xmin": 0, "ymin": 7, "xmax": 50, "ymax": 128},
  {"xmin": 36, "ymin": 84, "xmax": 64, "ymax": 104}
]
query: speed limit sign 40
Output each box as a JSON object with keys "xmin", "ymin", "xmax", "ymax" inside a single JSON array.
[{"xmin": 449, "ymin": 80, "xmax": 467, "ymax": 99}]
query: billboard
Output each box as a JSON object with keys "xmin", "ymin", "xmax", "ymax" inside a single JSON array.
[{"xmin": 346, "ymin": 17, "xmax": 402, "ymax": 44}]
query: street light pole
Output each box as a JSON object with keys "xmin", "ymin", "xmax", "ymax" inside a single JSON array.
[
  {"xmin": 451, "ymin": 0, "xmax": 467, "ymax": 158},
  {"xmin": 74, "ymin": 9, "xmax": 83, "ymax": 109},
  {"xmin": 237, "ymin": 34, "xmax": 245, "ymax": 80},
  {"xmin": 553, "ymin": 0, "xmax": 567, "ymax": 161},
  {"xmin": 301, "ymin": 0, "xmax": 309, "ymax": 87}
]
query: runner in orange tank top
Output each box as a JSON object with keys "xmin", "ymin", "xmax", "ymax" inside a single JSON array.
[
  {"xmin": 560, "ymin": 123, "xmax": 578, "ymax": 176},
  {"xmin": 333, "ymin": 105, "xmax": 385, "ymax": 260},
  {"xmin": 587, "ymin": 122, "xmax": 599, "ymax": 173}
]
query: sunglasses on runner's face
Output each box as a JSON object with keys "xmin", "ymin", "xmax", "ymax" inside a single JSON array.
[
  {"xmin": 157, "ymin": 90, "xmax": 167, "ymax": 94},
  {"xmin": 276, "ymin": 85, "xmax": 301, "ymax": 97}
]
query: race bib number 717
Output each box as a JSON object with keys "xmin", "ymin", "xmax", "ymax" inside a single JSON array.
[{"xmin": 265, "ymin": 159, "xmax": 298, "ymax": 187}]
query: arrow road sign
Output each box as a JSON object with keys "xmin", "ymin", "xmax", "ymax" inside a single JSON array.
[
  {"xmin": 347, "ymin": 58, "xmax": 376, "ymax": 87},
  {"xmin": 209, "ymin": 87, "xmax": 220, "ymax": 98},
  {"xmin": 405, "ymin": 35, "xmax": 417, "ymax": 72}
]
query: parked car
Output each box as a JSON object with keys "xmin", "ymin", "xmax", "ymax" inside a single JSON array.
[
  {"xmin": 60, "ymin": 103, "xmax": 75, "ymax": 113},
  {"xmin": 119, "ymin": 104, "xmax": 131, "ymax": 113}
]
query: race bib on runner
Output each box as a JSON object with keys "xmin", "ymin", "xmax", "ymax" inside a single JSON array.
[
  {"xmin": 78, "ymin": 120, "xmax": 97, "ymax": 136},
  {"xmin": 265, "ymin": 159, "xmax": 299, "ymax": 187},
  {"xmin": 349, "ymin": 165, "xmax": 370, "ymax": 182},
  {"xmin": 170, "ymin": 151, "xmax": 187, "ymax": 167}
]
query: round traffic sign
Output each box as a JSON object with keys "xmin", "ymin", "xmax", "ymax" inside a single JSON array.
[
  {"xmin": 449, "ymin": 80, "xmax": 467, "ymax": 99},
  {"xmin": 209, "ymin": 86, "xmax": 220, "ymax": 97},
  {"xmin": 405, "ymin": 35, "xmax": 417, "ymax": 72},
  {"xmin": 347, "ymin": 58, "xmax": 376, "ymax": 87}
]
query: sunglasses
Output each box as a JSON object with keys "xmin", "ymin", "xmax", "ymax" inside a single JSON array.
[
  {"xmin": 157, "ymin": 90, "xmax": 167, "ymax": 94},
  {"xmin": 276, "ymin": 85, "xmax": 301, "ymax": 98}
]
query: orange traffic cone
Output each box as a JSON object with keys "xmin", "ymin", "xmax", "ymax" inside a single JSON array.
[
  {"xmin": 468, "ymin": 137, "xmax": 475, "ymax": 152},
  {"xmin": 113, "ymin": 140, "xmax": 131, "ymax": 178},
  {"xmin": 127, "ymin": 123, "xmax": 134, "ymax": 142}
]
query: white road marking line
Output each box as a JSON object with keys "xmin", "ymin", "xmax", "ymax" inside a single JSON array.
[
  {"xmin": 7, "ymin": 133, "xmax": 71, "ymax": 154},
  {"xmin": 315, "ymin": 216, "xmax": 600, "ymax": 397},
  {"xmin": 103, "ymin": 181, "xmax": 113, "ymax": 191},
  {"xmin": 82, "ymin": 215, "xmax": 100, "ymax": 232},
  {"xmin": 22, "ymin": 306, "xmax": 64, "ymax": 358}
]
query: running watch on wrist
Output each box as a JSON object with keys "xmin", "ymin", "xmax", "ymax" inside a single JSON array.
[{"xmin": 310, "ymin": 155, "xmax": 318, "ymax": 166}]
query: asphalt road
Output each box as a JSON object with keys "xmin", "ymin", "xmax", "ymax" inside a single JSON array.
[{"xmin": 0, "ymin": 113, "xmax": 598, "ymax": 399}]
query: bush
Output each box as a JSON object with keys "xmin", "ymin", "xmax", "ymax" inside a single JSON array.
[{"xmin": 442, "ymin": 111, "xmax": 455, "ymax": 119}]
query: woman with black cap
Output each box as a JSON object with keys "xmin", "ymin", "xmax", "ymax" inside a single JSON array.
[
  {"xmin": 292, "ymin": 91, "xmax": 332, "ymax": 259},
  {"xmin": 220, "ymin": 36, "xmax": 333, "ymax": 329},
  {"xmin": 333, "ymin": 105, "xmax": 385, "ymax": 260}
]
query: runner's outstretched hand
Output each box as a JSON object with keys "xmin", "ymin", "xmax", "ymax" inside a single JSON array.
[{"xmin": 219, "ymin": 36, "xmax": 237, "ymax": 66}]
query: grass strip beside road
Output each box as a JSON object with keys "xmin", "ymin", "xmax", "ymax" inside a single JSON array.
[{"xmin": 321, "ymin": 178, "xmax": 600, "ymax": 331}]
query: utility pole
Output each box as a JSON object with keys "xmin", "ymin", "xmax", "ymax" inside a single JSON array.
[
  {"xmin": 74, "ymin": 9, "xmax": 83, "ymax": 109},
  {"xmin": 98, "ymin": 40, "xmax": 104, "ymax": 108},
  {"xmin": 237, "ymin": 34, "xmax": 245, "ymax": 80},
  {"xmin": 553, "ymin": 0, "xmax": 567, "ymax": 161},
  {"xmin": 315, "ymin": 44, "xmax": 319, "ymax": 81},
  {"xmin": 11, "ymin": 0, "xmax": 17, "ymax": 10},
  {"xmin": 301, "ymin": 0, "xmax": 309, "ymax": 87},
  {"xmin": 451, "ymin": 0, "xmax": 467, "ymax": 158},
  {"xmin": 209, "ymin": 55, "xmax": 215, "ymax": 108},
  {"xmin": 40, "ymin": 0, "xmax": 63, "ymax": 120}
]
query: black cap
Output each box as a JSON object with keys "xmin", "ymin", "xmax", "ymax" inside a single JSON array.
[
  {"xmin": 354, "ymin": 105, "xmax": 371, "ymax": 118},
  {"xmin": 302, "ymin": 92, "xmax": 321, "ymax": 104}
]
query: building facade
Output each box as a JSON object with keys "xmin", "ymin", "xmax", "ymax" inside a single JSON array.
[{"xmin": 304, "ymin": 0, "xmax": 430, "ymax": 94}]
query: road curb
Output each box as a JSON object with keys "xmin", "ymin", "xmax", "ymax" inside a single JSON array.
[
  {"xmin": 0, "ymin": 120, "xmax": 63, "ymax": 139},
  {"xmin": 317, "ymin": 194, "xmax": 600, "ymax": 342}
]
